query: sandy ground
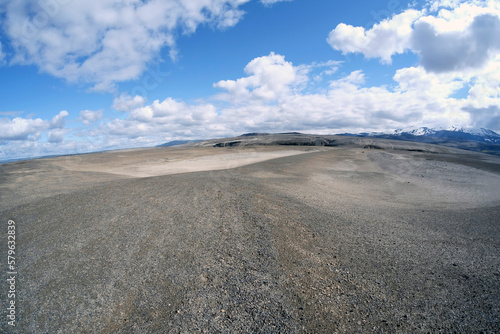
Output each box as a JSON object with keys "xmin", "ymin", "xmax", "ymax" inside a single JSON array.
[
  {"xmin": 1, "ymin": 141, "xmax": 499, "ymax": 333},
  {"xmin": 53, "ymin": 147, "xmax": 316, "ymax": 178}
]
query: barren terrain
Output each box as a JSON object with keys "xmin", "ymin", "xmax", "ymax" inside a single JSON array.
[{"xmin": 1, "ymin": 134, "xmax": 499, "ymax": 333}]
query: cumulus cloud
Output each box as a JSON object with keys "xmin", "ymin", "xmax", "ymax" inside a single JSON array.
[
  {"xmin": 328, "ymin": 1, "xmax": 500, "ymax": 71},
  {"xmin": 113, "ymin": 94, "xmax": 146, "ymax": 112},
  {"xmin": 106, "ymin": 97, "xmax": 218, "ymax": 139},
  {"xmin": 0, "ymin": 110, "xmax": 69, "ymax": 142},
  {"xmin": 49, "ymin": 110, "xmax": 69, "ymax": 129},
  {"xmin": 79, "ymin": 110, "xmax": 103, "ymax": 125},
  {"xmin": 0, "ymin": 0, "xmax": 252, "ymax": 90},
  {"xmin": 47, "ymin": 128, "xmax": 69, "ymax": 143},
  {"xmin": 467, "ymin": 56, "xmax": 500, "ymax": 108},
  {"xmin": 412, "ymin": 14, "xmax": 500, "ymax": 73},
  {"xmin": 463, "ymin": 105, "xmax": 500, "ymax": 130},
  {"xmin": 327, "ymin": 10, "xmax": 422, "ymax": 63},
  {"xmin": 210, "ymin": 55, "xmax": 484, "ymax": 132},
  {"xmin": 214, "ymin": 52, "xmax": 307, "ymax": 102},
  {"xmin": 0, "ymin": 117, "xmax": 48, "ymax": 141},
  {"xmin": 393, "ymin": 66, "xmax": 465, "ymax": 98}
]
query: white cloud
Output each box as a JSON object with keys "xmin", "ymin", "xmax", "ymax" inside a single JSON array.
[
  {"xmin": 113, "ymin": 94, "xmax": 146, "ymax": 112},
  {"xmin": 464, "ymin": 105, "xmax": 500, "ymax": 130},
  {"xmin": 327, "ymin": 10, "xmax": 422, "ymax": 63},
  {"xmin": 0, "ymin": 117, "xmax": 48, "ymax": 141},
  {"xmin": 105, "ymin": 97, "xmax": 218, "ymax": 139},
  {"xmin": 412, "ymin": 13, "xmax": 500, "ymax": 73},
  {"xmin": 0, "ymin": 0, "xmax": 252, "ymax": 90},
  {"xmin": 129, "ymin": 98, "xmax": 217, "ymax": 124},
  {"xmin": 0, "ymin": 110, "xmax": 69, "ymax": 142},
  {"xmin": 0, "ymin": 139, "xmax": 101, "ymax": 161},
  {"xmin": 428, "ymin": 0, "xmax": 494, "ymax": 13},
  {"xmin": 393, "ymin": 66, "xmax": 465, "ymax": 98},
  {"xmin": 49, "ymin": 110, "xmax": 69, "ymax": 129},
  {"xmin": 298, "ymin": 60, "xmax": 343, "ymax": 84},
  {"xmin": 214, "ymin": 52, "xmax": 307, "ymax": 102},
  {"xmin": 466, "ymin": 55, "xmax": 500, "ymax": 108},
  {"xmin": 79, "ymin": 110, "xmax": 103, "ymax": 125},
  {"xmin": 329, "ymin": 70, "xmax": 365, "ymax": 89},
  {"xmin": 328, "ymin": 1, "xmax": 500, "ymax": 71},
  {"xmin": 0, "ymin": 41, "xmax": 4, "ymax": 64},
  {"xmin": 47, "ymin": 128, "xmax": 70, "ymax": 143},
  {"xmin": 260, "ymin": 0, "xmax": 291, "ymax": 6}
]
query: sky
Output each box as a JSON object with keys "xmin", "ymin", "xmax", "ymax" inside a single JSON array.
[{"xmin": 0, "ymin": 0, "xmax": 500, "ymax": 161}]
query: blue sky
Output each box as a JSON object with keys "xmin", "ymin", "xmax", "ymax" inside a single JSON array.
[{"xmin": 1, "ymin": 0, "xmax": 499, "ymax": 161}]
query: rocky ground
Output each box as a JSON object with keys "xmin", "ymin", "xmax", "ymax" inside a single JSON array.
[{"xmin": 1, "ymin": 134, "xmax": 499, "ymax": 333}]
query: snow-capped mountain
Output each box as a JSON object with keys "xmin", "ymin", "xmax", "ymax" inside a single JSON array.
[
  {"xmin": 391, "ymin": 126, "xmax": 437, "ymax": 136},
  {"xmin": 445, "ymin": 126, "xmax": 500, "ymax": 137},
  {"xmin": 338, "ymin": 126, "xmax": 500, "ymax": 155},
  {"xmin": 382, "ymin": 126, "xmax": 500, "ymax": 143}
]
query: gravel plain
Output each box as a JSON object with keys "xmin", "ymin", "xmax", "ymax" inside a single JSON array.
[{"xmin": 1, "ymin": 134, "xmax": 499, "ymax": 333}]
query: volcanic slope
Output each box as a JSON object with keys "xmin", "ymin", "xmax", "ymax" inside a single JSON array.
[{"xmin": 1, "ymin": 134, "xmax": 500, "ymax": 333}]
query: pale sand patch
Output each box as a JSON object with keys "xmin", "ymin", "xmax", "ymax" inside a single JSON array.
[
  {"xmin": 54, "ymin": 147, "xmax": 315, "ymax": 178},
  {"xmin": 110, "ymin": 150, "xmax": 313, "ymax": 177}
]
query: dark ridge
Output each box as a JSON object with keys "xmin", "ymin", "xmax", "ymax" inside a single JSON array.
[
  {"xmin": 239, "ymin": 133, "xmax": 270, "ymax": 137},
  {"xmin": 214, "ymin": 141, "xmax": 242, "ymax": 147},
  {"xmin": 315, "ymin": 138, "xmax": 337, "ymax": 146},
  {"xmin": 274, "ymin": 141, "xmax": 316, "ymax": 146},
  {"xmin": 406, "ymin": 148, "xmax": 430, "ymax": 153},
  {"xmin": 364, "ymin": 145, "xmax": 384, "ymax": 150},
  {"xmin": 279, "ymin": 132, "xmax": 303, "ymax": 135}
]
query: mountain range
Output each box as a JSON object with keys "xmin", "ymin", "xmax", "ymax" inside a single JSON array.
[
  {"xmin": 157, "ymin": 127, "xmax": 500, "ymax": 156},
  {"xmin": 339, "ymin": 126, "xmax": 500, "ymax": 155}
]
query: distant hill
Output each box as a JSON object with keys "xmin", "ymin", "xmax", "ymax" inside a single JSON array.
[
  {"xmin": 239, "ymin": 132, "xmax": 303, "ymax": 137},
  {"xmin": 156, "ymin": 140, "xmax": 203, "ymax": 147},
  {"xmin": 338, "ymin": 127, "xmax": 500, "ymax": 156},
  {"xmin": 185, "ymin": 132, "xmax": 476, "ymax": 156}
]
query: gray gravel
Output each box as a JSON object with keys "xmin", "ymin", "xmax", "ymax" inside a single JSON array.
[{"xmin": 1, "ymin": 138, "xmax": 500, "ymax": 333}]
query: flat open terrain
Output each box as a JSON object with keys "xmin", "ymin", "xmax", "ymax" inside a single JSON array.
[{"xmin": 1, "ymin": 134, "xmax": 500, "ymax": 333}]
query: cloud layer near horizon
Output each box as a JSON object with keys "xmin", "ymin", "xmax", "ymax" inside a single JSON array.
[{"xmin": 1, "ymin": 0, "xmax": 500, "ymax": 160}]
